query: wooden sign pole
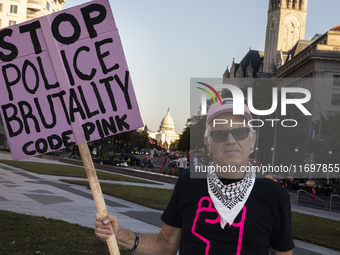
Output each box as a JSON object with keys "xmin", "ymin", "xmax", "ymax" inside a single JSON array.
[{"xmin": 78, "ymin": 143, "xmax": 120, "ymax": 255}]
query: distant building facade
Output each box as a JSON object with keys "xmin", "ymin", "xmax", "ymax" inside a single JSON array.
[
  {"xmin": 0, "ymin": 0, "xmax": 65, "ymax": 28},
  {"xmin": 0, "ymin": 0, "xmax": 66, "ymax": 150},
  {"xmin": 221, "ymin": 0, "xmax": 340, "ymax": 166},
  {"xmin": 274, "ymin": 26, "xmax": 340, "ymax": 119},
  {"xmin": 143, "ymin": 109, "xmax": 179, "ymax": 148},
  {"xmin": 223, "ymin": 0, "xmax": 340, "ymax": 122}
]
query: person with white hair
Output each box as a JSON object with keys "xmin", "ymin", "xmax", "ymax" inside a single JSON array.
[{"xmin": 94, "ymin": 98, "xmax": 294, "ymax": 255}]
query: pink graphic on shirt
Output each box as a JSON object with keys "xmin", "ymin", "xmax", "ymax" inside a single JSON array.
[{"xmin": 191, "ymin": 196, "xmax": 247, "ymax": 255}]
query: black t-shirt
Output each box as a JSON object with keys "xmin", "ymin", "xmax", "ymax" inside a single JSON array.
[{"xmin": 161, "ymin": 171, "xmax": 295, "ymax": 255}]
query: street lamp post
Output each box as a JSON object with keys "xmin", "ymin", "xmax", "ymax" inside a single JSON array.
[
  {"xmin": 254, "ymin": 120, "xmax": 260, "ymax": 161},
  {"xmin": 294, "ymin": 147, "xmax": 298, "ymax": 164},
  {"xmin": 255, "ymin": 147, "xmax": 259, "ymax": 160},
  {"xmin": 272, "ymin": 121, "xmax": 277, "ymax": 167},
  {"xmin": 294, "ymin": 147, "xmax": 298, "ymax": 179},
  {"xmin": 311, "ymin": 99, "xmax": 322, "ymax": 139},
  {"xmin": 328, "ymin": 150, "xmax": 332, "ymax": 184},
  {"xmin": 294, "ymin": 147, "xmax": 298, "ymax": 156}
]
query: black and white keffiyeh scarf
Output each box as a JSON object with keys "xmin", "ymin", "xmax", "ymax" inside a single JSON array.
[{"xmin": 207, "ymin": 163, "xmax": 256, "ymax": 229}]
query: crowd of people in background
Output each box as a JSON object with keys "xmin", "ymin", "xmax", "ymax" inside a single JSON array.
[{"xmin": 109, "ymin": 148, "xmax": 206, "ymax": 176}]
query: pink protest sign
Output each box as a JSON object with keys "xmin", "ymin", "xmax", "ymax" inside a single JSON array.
[{"xmin": 0, "ymin": 0, "xmax": 143, "ymax": 160}]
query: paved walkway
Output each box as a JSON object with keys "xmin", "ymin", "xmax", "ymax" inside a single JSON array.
[{"xmin": 0, "ymin": 152, "xmax": 339, "ymax": 255}]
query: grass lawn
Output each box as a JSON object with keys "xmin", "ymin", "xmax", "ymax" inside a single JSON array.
[
  {"xmin": 1, "ymin": 160, "xmax": 339, "ymax": 251},
  {"xmin": 2, "ymin": 210, "xmax": 339, "ymax": 254},
  {"xmin": 63, "ymin": 180, "xmax": 340, "ymax": 251},
  {"xmin": 292, "ymin": 211, "xmax": 340, "ymax": 251},
  {"xmin": 62, "ymin": 180, "xmax": 172, "ymax": 210},
  {"xmin": 0, "ymin": 160, "xmax": 157, "ymax": 184},
  {"xmin": 0, "ymin": 210, "xmax": 132, "ymax": 255}
]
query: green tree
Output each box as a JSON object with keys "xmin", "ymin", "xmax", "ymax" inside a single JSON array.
[
  {"xmin": 177, "ymin": 125, "xmax": 190, "ymax": 151},
  {"xmin": 163, "ymin": 141, "xmax": 169, "ymax": 150},
  {"xmin": 170, "ymin": 139, "xmax": 179, "ymax": 151},
  {"xmin": 189, "ymin": 115, "xmax": 207, "ymax": 152}
]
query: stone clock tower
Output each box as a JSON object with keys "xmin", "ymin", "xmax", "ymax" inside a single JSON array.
[{"xmin": 263, "ymin": 0, "xmax": 308, "ymax": 72}]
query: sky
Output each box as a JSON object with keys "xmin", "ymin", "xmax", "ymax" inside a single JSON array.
[{"xmin": 63, "ymin": 0, "xmax": 340, "ymax": 134}]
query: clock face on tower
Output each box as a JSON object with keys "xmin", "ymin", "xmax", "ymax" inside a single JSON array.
[
  {"xmin": 288, "ymin": 19, "xmax": 298, "ymax": 30},
  {"xmin": 283, "ymin": 16, "xmax": 301, "ymax": 49}
]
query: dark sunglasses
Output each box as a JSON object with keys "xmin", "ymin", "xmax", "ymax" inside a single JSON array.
[{"xmin": 210, "ymin": 127, "xmax": 250, "ymax": 142}]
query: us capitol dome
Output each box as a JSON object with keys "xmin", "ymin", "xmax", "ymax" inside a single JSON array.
[
  {"xmin": 146, "ymin": 108, "xmax": 179, "ymax": 148},
  {"xmin": 159, "ymin": 108, "xmax": 176, "ymax": 132}
]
